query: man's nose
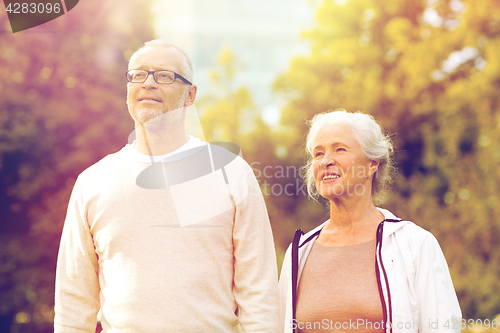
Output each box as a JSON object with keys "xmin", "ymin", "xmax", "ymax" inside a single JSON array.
[{"xmin": 142, "ymin": 73, "xmax": 158, "ymax": 88}]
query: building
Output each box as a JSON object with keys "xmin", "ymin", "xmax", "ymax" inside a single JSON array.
[{"xmin": 153, "ymin": 0, "xmax": 316, "ymax": 124}]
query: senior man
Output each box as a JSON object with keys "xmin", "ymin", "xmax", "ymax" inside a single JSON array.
[{"xmin": 54, "ymin": 40, "xmax": 279, "ymax": 332}]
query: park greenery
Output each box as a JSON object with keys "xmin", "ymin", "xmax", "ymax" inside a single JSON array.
[
  {"xmin": 0, "ymin": 0, "xmax": 155, "ymax": 330},
  {"xmin": 1, "ymin": 0, "xmax": 499, "ymax": 331},
  {"xmin": 270, "ymin": 0, "xmax": 500, "ymax": 319},
  {"xmin": 201, "ymin": 0, "xmax": 500, "ymax": 320}
]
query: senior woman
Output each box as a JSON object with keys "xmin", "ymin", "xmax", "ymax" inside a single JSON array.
[{"xmin": 279, "ymin": 110, "xmax": 461, "ymax": 333}]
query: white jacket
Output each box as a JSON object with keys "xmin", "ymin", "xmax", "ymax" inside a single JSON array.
[{"xmin": 279, "ymin": 208, "xmax": 461, "ymax": 333}]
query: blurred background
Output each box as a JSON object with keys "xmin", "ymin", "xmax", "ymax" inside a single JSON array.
[{"xmin": 1, "ymin": 0, "xmax": 500, "ymax": 331}]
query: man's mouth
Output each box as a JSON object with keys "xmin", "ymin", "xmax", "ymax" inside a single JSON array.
[{"xmin": 139, "ymin": 98, "xmax": 161, "ymax": 102}]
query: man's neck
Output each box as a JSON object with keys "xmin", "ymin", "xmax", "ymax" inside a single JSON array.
[{"xmin": 134, "ymin": 111, "xmax": 189, "ymax": 156}]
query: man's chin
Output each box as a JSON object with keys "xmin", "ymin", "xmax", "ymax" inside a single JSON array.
[
  {"xmin": 131, "ymin": 106, "xmax": 185, "ymax": 126},
  {"xmin": 131, "ymin": 108, "xmax": 165, "ymax": 124}
]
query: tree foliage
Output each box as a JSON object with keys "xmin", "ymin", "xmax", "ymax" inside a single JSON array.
[
  {"xmin": 273, "ymin": 0, "xmax": 500, "ymax": 318},
  {"xmin": 0, "ymin": 0, "xmax": 154, "ymax": 330},
  {"xmin": 2, "ymin": 0, "xmax": 500, "ymax": 328}
]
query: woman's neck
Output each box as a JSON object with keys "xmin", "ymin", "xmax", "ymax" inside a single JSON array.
[{"xmin": 317, "ymin": 196, "xmax": 384, "ymax": 246}]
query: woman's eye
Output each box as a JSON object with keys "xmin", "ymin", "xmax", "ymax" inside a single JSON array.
[
  {"xmin": 315, "ymin": 152, "xmax": 324, "ymax": 157},
  {"xmin": 337, "ymin": 147, "xmax": 346, "ymax": 152}
]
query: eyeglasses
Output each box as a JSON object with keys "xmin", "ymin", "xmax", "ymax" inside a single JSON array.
[{"xmin": 126, "ymin": 69, "xmax": 192, "ymax": 85}]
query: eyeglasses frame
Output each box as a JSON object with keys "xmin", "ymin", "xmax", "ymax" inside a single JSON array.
[{"xmin": 126, "ymin": 69, "xmax": 192, "ymax": 86}]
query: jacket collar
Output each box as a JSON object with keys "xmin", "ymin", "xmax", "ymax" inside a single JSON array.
[
  {"xmin": 378, "ymin": 208, "xmax": 408, "ymax": 237},
  {"xmin": 298, "ymin": 207, "xmax": 407, "ymax": 247}
]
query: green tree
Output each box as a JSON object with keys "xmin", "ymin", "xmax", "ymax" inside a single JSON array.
[
  {"xmin": 0, "ymin": 1, "xmax": 155, "ymax": 330},
  {"xmin": 196, "ymin": 48, "xmax": 312, "ymax": 265},
  {"xmin": 274, "ymin": 0, "xmax": 500, "ymax": 318}
]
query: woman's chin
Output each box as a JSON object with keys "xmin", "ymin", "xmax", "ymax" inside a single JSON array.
[{"xmin": 318, "ymin": 184, "xmax": 344, "ymax": 199}]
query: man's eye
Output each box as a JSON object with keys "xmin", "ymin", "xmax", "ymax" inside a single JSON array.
[
  {"xmin": 158, "ymin": 72, "xmax": 174, "ymax": 80},
  {"xmin": 134, "ymin": 73, "xmax": 146, "ymax": 79}
]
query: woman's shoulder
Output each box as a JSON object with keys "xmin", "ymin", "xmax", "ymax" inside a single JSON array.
[
  {"xmin": 396, "ymin": 221, "xmax": 433, "ymax": 238},
  {"xmin": 380, "ymin": 208, "xmax": 432, "ymax": 239},
  {"xmin": 379, "ymin": 208, "xmax": 439, "ymax": 254},
  {"xmin": 388, "ymin": 220, "xmax": 443, "ymax": 259}
]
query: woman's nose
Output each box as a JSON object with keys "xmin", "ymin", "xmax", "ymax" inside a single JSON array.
[{"xmin": 319, "ymin": 153, "xmax": 335, "ymax": 167}]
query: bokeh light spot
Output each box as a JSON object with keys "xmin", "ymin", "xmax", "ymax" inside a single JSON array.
[
  {"xmin": 444, "ymin": 192, "xmax": 455, "ymax": 205},
  {"xmin": 65, "ymin": 77, "xmax": 76, "ymax": 88},
  {"xmin": 275, "ymin": 146, "xmax": 288, "ymax": 159},
  {"xmin": 40, "ymin": 67, "xmax": 53, "ymax": 80},
  {"xmin": 458, "ymin": 188, "xmax": 470, "ymax": 200},
  {"xmin": 12, "ymin": 71, "xmax": 24, "ymax": 83},
  {"xmin": 477, "ymin": 134, "xmax": 491, "ymax": 147},
  {"xmin": 15, "ymin": 312, "xmax": 31, "ymax": 324}
]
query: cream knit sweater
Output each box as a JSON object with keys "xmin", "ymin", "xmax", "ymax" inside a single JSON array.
[{"xmin": 54, "ymin": 141, "xmax": 279, "ymax": 332}]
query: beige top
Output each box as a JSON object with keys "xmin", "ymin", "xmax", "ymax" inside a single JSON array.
[
  {"xmin": 296, "ymin": 239, "xmax": 384, "ymax": 333},
  {"xmin": 54, "ymin": 142, "xmax": 279, "ymax": 333}
]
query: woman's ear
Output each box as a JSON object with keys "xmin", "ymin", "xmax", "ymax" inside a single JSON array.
[{"xmin": 368, "ymin": 160, "xmax": 379, "ymax": 178}]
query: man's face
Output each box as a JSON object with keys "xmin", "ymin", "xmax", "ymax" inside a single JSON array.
[{"xmin": 126, "ymin": 46, "xmax": 196, "ymax": 124}]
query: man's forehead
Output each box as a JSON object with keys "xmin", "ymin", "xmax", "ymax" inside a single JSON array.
[{"xmin": 128, "ymin": 46, "xmax": 184, "ymax": 70}]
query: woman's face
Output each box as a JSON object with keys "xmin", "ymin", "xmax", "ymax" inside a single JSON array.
[{"xmin": 312, "ymin": 124, "xmax": 379, "ymax": 202}]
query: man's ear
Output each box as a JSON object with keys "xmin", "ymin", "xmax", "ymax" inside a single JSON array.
[
  {"xmin": 369, "ymin": 160, "xmax": 380, "ymax": 178},
  {"xmin": 184, "ymin": 85, "xmax": 197, "ymax": 107}
]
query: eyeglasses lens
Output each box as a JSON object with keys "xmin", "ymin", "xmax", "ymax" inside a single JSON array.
[
  {"xmin": 127, "ymin": 70, "xmax": 146, "ymax": 82},
  {"xmin": 155, "ymin": 71, "xmax": 174, "ymax": 84},
  {"xmin": 127, "ymin": 70, "xmax": 176, "ymax": 84}
]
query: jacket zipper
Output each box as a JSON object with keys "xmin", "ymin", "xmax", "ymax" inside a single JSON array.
[
  {"xmin": 291, "ymin": 218, "xmax": 402, "ymax": 333},
  {"xmin": 376, "ymin": 221, "xmax": 393, "ymax": 333}
]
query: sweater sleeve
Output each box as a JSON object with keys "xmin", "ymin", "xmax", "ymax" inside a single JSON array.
[
  {"xmin": 232, "ymin": 168, "xmax": 280, "ymax": 333},
  {"xmin": 54, "ymin": 176, "xmax": 100, "ymax": 333},
  {"xmin": 414, "ymin": 234, "xmax": 461, "ymax": 333}
]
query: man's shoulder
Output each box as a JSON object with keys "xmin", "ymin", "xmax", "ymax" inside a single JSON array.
[
  {"xmin": 77, "ymin": 147, "xmax": 127, "ymax": 181},
  {"xmin": 209, "ymin": 143, "xmax": 253, "ymax": 175}
]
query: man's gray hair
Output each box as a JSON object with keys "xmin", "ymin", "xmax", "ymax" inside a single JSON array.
[
  {"xmin": 302, "ymin": 109, "xmax": 395, "ymax": 205},
  {"xmin": 128, "ymin": 39, "xmax": 194, "ymax": 83}
]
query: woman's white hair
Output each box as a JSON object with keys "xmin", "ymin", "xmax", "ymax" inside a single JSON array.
[
  {"xmin": 128, "ymin": 39, "xmax": 194, "ymax": 83},
  {"xmin": 302, "ymin": 109, "xmax": 395, "ymax": 205}
]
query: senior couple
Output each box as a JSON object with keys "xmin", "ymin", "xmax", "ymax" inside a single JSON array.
[{"xmin": 54, "ymin": 40, "xmax": 461, "ymax": 332}]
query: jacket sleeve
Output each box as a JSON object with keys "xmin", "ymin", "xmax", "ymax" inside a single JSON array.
[
  {"xmin": 232, "ymin": 168, "xmax": 280, "ymax": 333},
  {"xmin": 278, "ymin": 245, "xmax": 293, "ymax": 333},
  {"xmin": 54, "ymin": 176, "xmax": 100, "ymax": 333},
  {"xmin": 414, "ymin": 234, "xmax": 461, "ymax": 333}
]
